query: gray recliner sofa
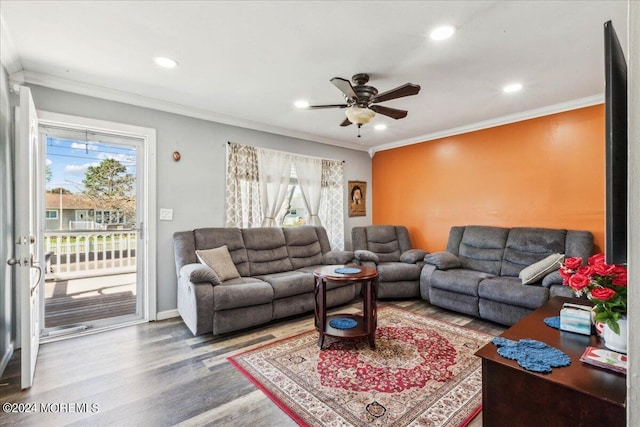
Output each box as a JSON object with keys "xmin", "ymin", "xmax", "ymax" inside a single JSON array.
[
  {"xmin": 173, "ymin": 226, "xmax": 355, "ymax": 335},
  {"xmin": 421, "ymin": 225, "xmax": 593, "ymax": 326},
  {"xmin": 352, "ymin": 225, "xmax": 427, "ymax": 298}
]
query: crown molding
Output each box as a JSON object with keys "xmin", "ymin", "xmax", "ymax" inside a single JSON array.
[
  {"xmin": 9, "ymin": 70, "xmax": 603, "ymax": 156},
  {"xmin": 9, "ymin": 70, "xmax": 370, "ymax": 152},
  {"xmin": 372, "ymin": 95, "xmax": 604, "ymax": 153},
  {"xmin": 0, "ymin": 14, "xmax": 22, "ymax": 74}
]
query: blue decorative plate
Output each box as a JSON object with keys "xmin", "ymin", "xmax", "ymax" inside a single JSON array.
[
  {"xmin": 335, "ymin": 267, "xmax": 361, "ymax": 274},
  {"xmin": 329, "ymin": 317, "xmax": 358, "ymax": 329}
]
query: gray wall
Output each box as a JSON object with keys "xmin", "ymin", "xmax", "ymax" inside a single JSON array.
[
  {"xmin": 26, "ymin": 85, "xmax": 372, "ymax": 314},
  {"xmin": 1, "ymin": 65, "xmax": 14, "ymax": 373}
]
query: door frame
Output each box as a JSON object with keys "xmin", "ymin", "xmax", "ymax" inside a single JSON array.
[{"xmin": 37, "ymin": 110, "xmax": 157, "ymax": 323}]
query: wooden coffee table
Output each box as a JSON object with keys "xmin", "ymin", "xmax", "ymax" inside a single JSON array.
[
  {"xmin": 313, "ymin": 265, "xmax": 378, "ymax": 349},
  {"xmin": 475, "ymin": 296, "xmax": 626, "ymax": 426}
]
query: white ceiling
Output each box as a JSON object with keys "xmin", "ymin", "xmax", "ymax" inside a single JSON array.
[{"xmin": 0, "ymin": 1, "xmax": 629, "ymax": 152}]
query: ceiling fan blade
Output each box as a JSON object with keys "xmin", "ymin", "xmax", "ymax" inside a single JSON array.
[
  {"xmin": 330, "ymin": 77, "xmax": 359, "ymax": 100},
  {"xmin": 340, "ymin": 118, "xmax": 352, "ymax": 127},
  {"xmin": 306, "ymin": 104, "xmax": 349, "ymax": 110},
  {"xmin": 369, "ymin": 105, "xmax": 408, "ymax": 119},
  {"xmin": 371, "ymin": 83, "xmax": 420, "ymax": 103}
]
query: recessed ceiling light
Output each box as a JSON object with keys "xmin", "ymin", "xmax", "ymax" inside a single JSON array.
[
  {"xmin": 154, "ymin": 56, "xmax": 178, "ymax": 68},
  {"xmin": 294, "ymin": 100, "xmax": 310, "ymax": 109},
  {"xmin": 430, "ymin": 25, "xmax": 456, "ymax": 41},
  {"xmin": 374, "ymin": 124, "xmax": 387, "ymax": 131},
  {"xmin": 503, "ymin": 83, "xmax": 523, "ymax": 93}
]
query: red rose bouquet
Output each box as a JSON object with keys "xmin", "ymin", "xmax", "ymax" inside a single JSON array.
[{"xmin": 560, "ymin": 253, "xmax": 627, "ymax": 334}]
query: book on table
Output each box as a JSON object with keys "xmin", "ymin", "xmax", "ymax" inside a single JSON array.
[{"xmin": 579, "ymin": 346, "xmax": 627, "ymax": 374}]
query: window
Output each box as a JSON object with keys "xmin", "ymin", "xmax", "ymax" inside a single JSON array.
[
  {"xmin": 280, "ymin": 167, "xmax": 308, "ymax": 226},
  {"xmin": 95, "ymin": 209, "xmax": 126, "ymax": 225},
  {"xmin": 226, "ymin": 143, "xmax": 345, "ymax": 249},
  {"xmin": 45, "ymin": 210, "xmax": 58, "ymax": 219}
]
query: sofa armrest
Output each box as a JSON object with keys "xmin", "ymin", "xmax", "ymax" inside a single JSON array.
[
  {"xmin": 400, "ymin": 249, "xmax": 428, "ymax": 264},
  {"xmin": 354, "ymin": 250, "xmax": 379, "ymax": 263},
  {"xmin": 420, "ymin": 264, "xmax": 437, "ymax": 301},
  {"xmin": 423, "ymin": 252, "xmax": 461, "ymax": 270},
  {"xmin": 179, "ymin": 263, "xmax": 221, "ymax": 285},
  {"xmin": 541, "ymin": 270, "xmax": 564, "ymax": 288},
  {"xmin": 323, "ymin": 250, "xmax": 355, "ymax": 265}
]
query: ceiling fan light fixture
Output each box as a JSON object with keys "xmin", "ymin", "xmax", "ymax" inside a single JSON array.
[{"xmin": 345, "ymin": 106, "xmax": 375, "ymax": 125}]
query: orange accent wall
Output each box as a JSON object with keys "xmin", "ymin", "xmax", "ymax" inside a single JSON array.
[{"xmin": 372, "ymin": 105, "xmax": 605, "ymax": 253}]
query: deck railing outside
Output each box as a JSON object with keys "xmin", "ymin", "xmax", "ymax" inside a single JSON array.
[{"xmin": 44, "ymin": 229, "xmax": 137, "ymax": 275}]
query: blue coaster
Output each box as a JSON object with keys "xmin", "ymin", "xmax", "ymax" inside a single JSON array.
[
  {"xmin": 329, "ymin": 317, "xmax": 358, "ymax": 329},
  {"xmin": 335, "ymin": 267, "xmax": 361, "ymax": 274},
  {"xmin": 544, "ymin": 316, "xmax": 561, "ymax": 329}
]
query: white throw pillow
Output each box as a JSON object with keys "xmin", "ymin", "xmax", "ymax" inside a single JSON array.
[
  {"xmin": 519, "ymin": 253, "xmax": 565, "ymax": 285},
  {"xmin": 196, "ymin": 245, "xmax": 240, "ymax": 282}
]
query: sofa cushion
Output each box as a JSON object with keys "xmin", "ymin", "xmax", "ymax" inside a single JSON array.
[
  {"xmin": 282, "ymin": 226, "xmax": 323, "ymax": 269},
  {"xmin": 179, "ymin": 263, "xmax": 220, "ymax": 285},
  {"xmin": 478, "ymin": 276, "xmax": 549, "ymax": 310},
  {"xmin": 501, "ymin": 228, "xmax": 567, "ymax": 277},
  {"xmin": 257, "ymin": 271, "xmax": 316, "ymax": 299},
  {"xmin": 424, "ymin": 252, "xmax": 462, "ymax": 270},
  {"xmin": 519, "ymin": 253, "xmax": 565, "ymax": 285},
  {"xmin": 430, "ymin": 269, "xmax": 494, "ymax": 297},
  {"xmin": 377, "ymin": 262, "xmax": 424, "ymax": 282},
  {"xmin": 456, "ymin": 226, "xmax": 509, "ymax": 275},
  {"xmin": 212, "ymin": 277, "xmax": 274, "ymax": 310},
  {"xmin": 364, "ymin": 225, "xmax": 402, "ymax": 262},
  {"xmin": 194, "ymin": 228, "xmax": 250, "ymax": 277},
  {"xmin": 196, "ymin": 246, "xmax": 241, "ymax": 281},
  {"xmin": 242, "ymin": 228, "xmax": 294, "ymax": 275}
]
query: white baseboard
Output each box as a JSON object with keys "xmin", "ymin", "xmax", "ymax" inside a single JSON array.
[
  {"xmin": 0, "ymin": 344, "xmax": 14, "ymax": 377},
  {"xmin": 156, "ymin": 309, "xmax": 180, "ymax": 321}
]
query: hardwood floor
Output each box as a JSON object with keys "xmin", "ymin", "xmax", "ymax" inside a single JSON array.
[{"xmin": 0, "ymin": 300, "xmax": 505, "ymax": 426}]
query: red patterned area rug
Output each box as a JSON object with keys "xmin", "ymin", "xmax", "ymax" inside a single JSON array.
[{"xmin": 228, "ymin": 306, "xmax": 493, "ymax": 426}]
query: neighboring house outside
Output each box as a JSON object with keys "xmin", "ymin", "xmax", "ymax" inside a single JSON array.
[{"xmin": 45, "ymin": 192, "xmax": 132, "ymax": 231}]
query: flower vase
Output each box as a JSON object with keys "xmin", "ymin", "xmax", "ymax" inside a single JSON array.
[
  {"xmin": 590, "ymin": 307, "xmax": 605, "ymax": 337},
  {"xmin": 602, "ymin": 317, "xmax": 627, "ymax": 354}
]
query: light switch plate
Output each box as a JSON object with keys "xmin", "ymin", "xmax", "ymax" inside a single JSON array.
[{"xmin": 159, "ymin": 208, "xmax": 173, "ymax": 221}]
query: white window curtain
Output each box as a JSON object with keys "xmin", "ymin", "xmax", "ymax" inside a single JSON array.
[
  {"xmin": 226, "ymin": 143, "xmax": 345, "ymax": 249},
  {"xmin": 293, "ymin": 157, "xmax": 323, "ymax": 226},
  {"xmin": 257, "ymin": 148, "xmax": 293, "ymax": 227},
  {"xmin": 319, "ymin": 159, "xmax": 345, "ymax": 250},
  {"xmin": 225, "ymin": 142, "xmax": 262, "ymax": 228}
]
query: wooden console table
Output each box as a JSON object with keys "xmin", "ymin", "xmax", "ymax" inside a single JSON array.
[
  {"xmin": 475, "ymin": 297, "xmax": 626, "ymax": 426},
  {"xmin": 313, "ymin": 265, "xmax": 378, "ymax": 349}
]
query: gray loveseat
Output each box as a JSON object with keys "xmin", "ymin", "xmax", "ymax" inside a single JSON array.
[
  {"xmin": 421, "ymin": 225, "xmax": 593, "ymax": 326},
  {"xmin": 173, "ymin": 226, "xmax": 355, "ymax": 335},
  {"xmin": 352, "ymin": 225, "xmax": 427, "ymax": 298}
]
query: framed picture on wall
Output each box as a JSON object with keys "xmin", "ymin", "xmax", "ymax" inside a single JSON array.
[{"xmin": 348, "ymin": 181, "xmax": 366, "ymax": 217}]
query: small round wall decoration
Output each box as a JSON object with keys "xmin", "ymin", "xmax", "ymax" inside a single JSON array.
[{"xmin": 172, "ymin": 151, "xmax": 181, "ymax": 161}]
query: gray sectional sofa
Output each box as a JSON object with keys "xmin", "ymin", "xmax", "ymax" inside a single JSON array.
[
  {"xmin": 420, "ymin": 225, "xmax": 594, "ymax": 326},
  {"xmin": 173, "ymin": 226, "xmax": 355, "ymax": 335},
  {"xmin": 352, "ymin": 225, "xmax": 427, "ymax": 298}
]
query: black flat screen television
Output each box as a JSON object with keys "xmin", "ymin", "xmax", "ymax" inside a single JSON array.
[{"xmin": 604, "ymin": 20, "xmax": 628, "ymax": 265}]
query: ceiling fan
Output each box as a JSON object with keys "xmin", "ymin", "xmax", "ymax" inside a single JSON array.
[{"xmin": 305, "ymin": 73, "xmax": 421, "ymax": 137}]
